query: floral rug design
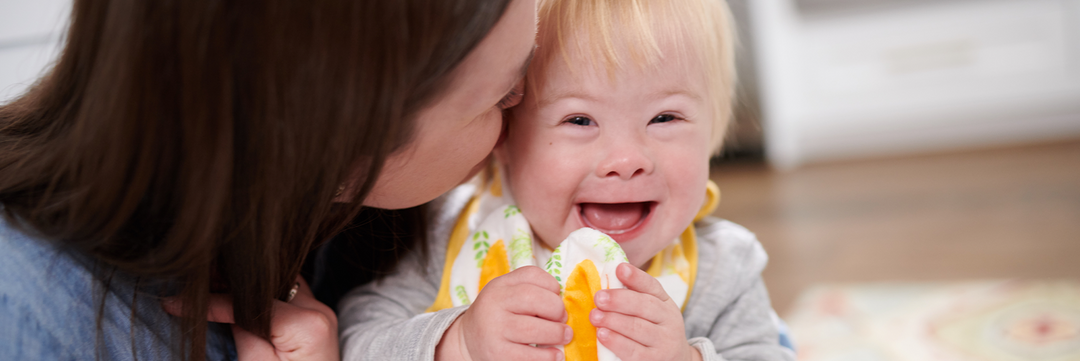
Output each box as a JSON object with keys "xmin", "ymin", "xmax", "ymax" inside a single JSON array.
[{"xmin": 786, "ymin": 280, "xmax": 1080, "ymax": 361}]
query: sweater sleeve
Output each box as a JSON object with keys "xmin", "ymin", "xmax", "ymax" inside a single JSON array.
[
  {"xmin": 338, "ymin": 185, "xmax": 474, "ymax": 361},
  {"xmin": 337, "ymin": 269, "xmax": 465, "ymax": 361},
  {"xmin": 683, "ymin": 218, "xmax": 796, "ymax": 361}
]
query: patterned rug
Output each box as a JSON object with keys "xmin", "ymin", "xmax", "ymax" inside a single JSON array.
[{"xmin": 785, "ymin": 280, "xmax": 1080, "ymax": 361}]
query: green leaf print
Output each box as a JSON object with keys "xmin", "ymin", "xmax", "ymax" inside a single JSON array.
[
  {"xmin": 503, "ymin": 205, "xmax": 521, "ymax": 218},
  {"xmin": 593, "ymin": 235, "xmax": 625, "ymax": 263},
  {"xmin": 508, "ymin": 230, "xmax": 532, "ymax": 268},
  {"xmin": 473, "ymin": 236, "xmax": 492, "ymax": 268},
  {"xmin": 544, "ymin": 244, "xmax": 566, "ymax": 280},
  {"xmin": 454, "ymin": 285, "xmax": 471, "ymax": 305}
]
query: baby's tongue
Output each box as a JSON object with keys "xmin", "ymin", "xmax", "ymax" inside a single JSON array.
[{"xmin": 580, "ymin": 202, "xmax": 647, "ymax": 232}]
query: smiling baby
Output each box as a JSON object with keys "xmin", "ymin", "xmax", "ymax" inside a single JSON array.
[{"xmin": 338, "ymin": 0, "xmax": 794, "ymax": 360}]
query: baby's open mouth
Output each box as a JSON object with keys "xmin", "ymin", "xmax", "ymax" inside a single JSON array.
[{"xmin": 578, "ymin": 202, "xmax": 653, "ymax": 235}]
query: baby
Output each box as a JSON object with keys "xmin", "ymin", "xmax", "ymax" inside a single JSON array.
[{"xmin": 339, "ymin": 0, "xmax": 794, "ymax": 360}]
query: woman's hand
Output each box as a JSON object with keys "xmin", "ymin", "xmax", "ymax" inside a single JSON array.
[
  {"xmin": 438, "ymin": 266, "xmax": 571, "ymax": 361},
  {"xmin": 590, "ymin": 263, "xmax": 702, "ymax": 361},
  {"xmin": 163, "ymin": 277, "xmax": 339, "ymax": 361}
]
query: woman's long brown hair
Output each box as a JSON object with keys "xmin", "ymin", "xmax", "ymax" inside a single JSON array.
[{"xmin": 0, "ymin": 0, "xmax": 510, "ymax": 359}]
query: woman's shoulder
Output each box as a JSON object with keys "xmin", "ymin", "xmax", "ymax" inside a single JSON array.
[
  {"xmin": 0, "ymin": 217, "xmax": 234, "ymax": 360},
  {"xmin": 0, "ymin": 217, "xmax": 98, "ymax": 318},
  {"xmin": 0, "ymin": 217, "xmax": 111, "ymax": 358}
]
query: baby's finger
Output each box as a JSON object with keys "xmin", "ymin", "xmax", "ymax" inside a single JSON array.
[
  {"xmin": 504, "ymin": 316, "xmax": 573, "ymax": 346},
  {"xmin": 506, "ymin": 343, "xmax": 566, "ymax": 361},
  {"xmin": 500, "ymin": 266, "xmax": 562, "ymax": 294},
  {"xmin": 615, "ymin": 263, "xmax": 671, "ymax": 303},
  {"xmin": 589, "ymin": 309, "xmax": 658, "ymax": 347},
  {"xmin": 596, "ymin": 327, "xmax": 648, "ymax": 361},
  {"xmin": 594, "ymin": 288, "xmax": 670, "ymax": 324},
  {"xmin": 504, "ymin": 284, "xmax": 567, "ymax": 322}
]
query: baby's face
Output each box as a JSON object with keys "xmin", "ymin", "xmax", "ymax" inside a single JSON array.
[{"xmin": 500, "ymin": 47, "xmax": 714, "ymax": 268}]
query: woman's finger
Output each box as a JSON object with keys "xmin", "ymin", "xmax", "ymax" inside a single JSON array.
[
  {"xmin": 232, "ymin": 324, "xmax": 279, "ymax": 361},
  {"xmin": 266, "ymin": 300, "xmax": 339, "ymax": 360},
  {"xmin": 161, "ymin": 297, "xmax": 184, "ymax": 317},
  {"xmin": 161, "ymin": 293, "xmax": 237, "ymax": 324},
  {"xmin": 284, "ymin": 277, "xmax": 334, "ymax": 317},
  {"xmin": 205, "ymin": 294, "xmax": 238, "ymax": 324}
]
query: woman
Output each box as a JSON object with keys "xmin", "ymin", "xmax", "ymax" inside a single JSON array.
[{"xmin": 0, "ymin": 0, "xmax": 535, "ymax": 359}]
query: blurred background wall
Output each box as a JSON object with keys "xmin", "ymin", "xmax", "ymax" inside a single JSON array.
[
  {"xmin": 741, "ymin": 0, "xmax": 1080, "ymax": 168},
  {"xmin": 0, "ymin": 0, "xmax": 68, "ymax": 105}
]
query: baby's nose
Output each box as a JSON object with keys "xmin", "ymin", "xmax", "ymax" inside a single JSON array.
[{"xmin": 595, "ymin": 142, "xmax": 654, "ymax": 180}]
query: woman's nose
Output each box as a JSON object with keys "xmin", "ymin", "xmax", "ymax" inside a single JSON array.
[{"xmin": 595, "ymin": 140, "xmax": 654, "ymax": 180}]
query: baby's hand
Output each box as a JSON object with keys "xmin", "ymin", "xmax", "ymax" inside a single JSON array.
[
  {"xmin": 439, "ymin": 266, "xmax": 573, "ymax": 361},
  {"xmin": 590, "ymin": 263, "xmax": 702, "ymax": 361}
]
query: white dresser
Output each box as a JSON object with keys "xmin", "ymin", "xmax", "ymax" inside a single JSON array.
[{"xmin": 750, "ymin": 0, "xmax": 1080, "ymax": 168}]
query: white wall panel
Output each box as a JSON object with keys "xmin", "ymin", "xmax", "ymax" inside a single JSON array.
[
  {"xmin": 0, "ymin": 0, "xmax": 71, "ymax": 104},
  {"xmin": 751, "ymin": 0, "xmax": 1080, "ymax": 168},
  {"xmin": 0, "ymin": 41, "xmax": 63, "ymax": 103}
]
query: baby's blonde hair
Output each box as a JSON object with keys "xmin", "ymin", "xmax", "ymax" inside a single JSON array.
[{"xmin": 529, "ymin": 0, "xmax": 737, "ymax": 154}]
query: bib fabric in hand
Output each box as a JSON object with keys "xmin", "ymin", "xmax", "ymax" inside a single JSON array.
[{"xmin": 427, "ymin": 168, "xmax": 720, "ymax": 360}]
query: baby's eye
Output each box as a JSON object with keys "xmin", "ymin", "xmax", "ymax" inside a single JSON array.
[
  {"xmin": 565, "ymin": 116, "xmax": 593, "ymax": 126},
  {"xmin": 650, "ymin": 114, "xmax": 678, "ymax": 124}
]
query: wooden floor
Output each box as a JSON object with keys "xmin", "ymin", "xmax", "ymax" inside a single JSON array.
[{"xmin": 707, "ymin": 140, "xmax": 1080, "ymax": 316}]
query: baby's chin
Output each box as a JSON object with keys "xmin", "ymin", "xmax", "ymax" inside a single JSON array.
[
  {"xmin": 632, "ymin": 257, "xmax": 653, "ymax": 270},
  {"xmin": 624, "ymin": 244, "xmax": 659, "ymax": 269}
]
